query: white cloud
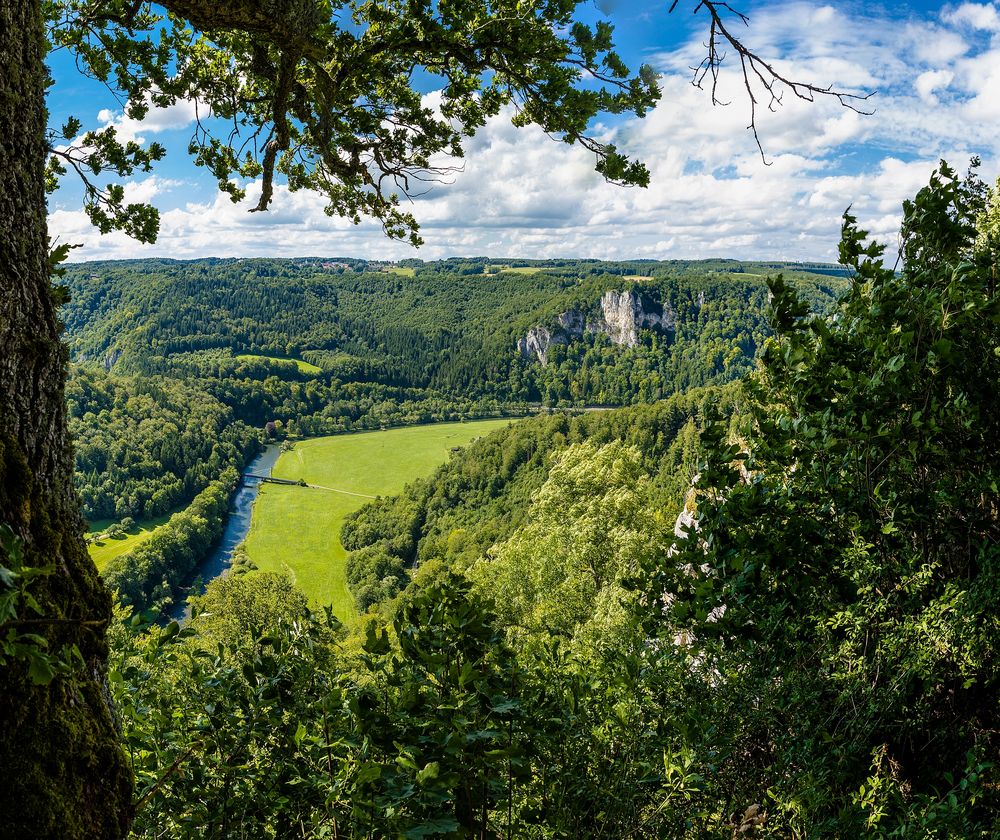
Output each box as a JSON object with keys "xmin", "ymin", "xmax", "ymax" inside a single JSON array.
[
  {"xmin": 123, "ymin": 176, "xmax": 184, "ymax": 204},
  {"xmin": 96, "ymin": 95, "xmax": 200, "ymax": 144},
  {"xmin": 943, "ymin": 3, "xmax": 1000, "ymax": 32},
  {"xmin": 51, "ymin": 2, "xmax": 1000, "ymax": 264},
  {"xmin": 915, "ymin": 70, "xmax": 955, "ymax": 103}
]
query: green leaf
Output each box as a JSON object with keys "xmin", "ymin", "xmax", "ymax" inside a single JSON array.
[{"xmin": 415, "ymin": 761, "xmax": 440, "ymax": 785}]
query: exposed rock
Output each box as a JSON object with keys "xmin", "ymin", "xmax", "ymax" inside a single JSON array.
[
  {"xmin": 517, "ymin": 326, "xmax": 561, "ymax": 366},
  {"xmin": 556, "ymin": 309, "xmax": 586, "ymax": 334},
  {"xmin": 102, "ymin": 348, "xmax": 123, "ymax": 371},
  {"xmin": 596, "ymin": 289, "xmax": 675, "ymax": 348},
  {"xmin": 517, "ymin": 290, "xmax": 675, "ymax": 364}
]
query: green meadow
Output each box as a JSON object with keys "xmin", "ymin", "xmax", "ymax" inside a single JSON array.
[
  {"xmin": 499, "ymin": 266, "xmax": 542, "ymax": 274},
  {"xmin": 87, "ymin": 513, "xmax": 173, "ymax": 571},
  {"xmin": 235, "ymin": 353, "xmax": 323, "ymax": 374},
  {"xmin": 244, "ymin": 419, "xmax": 512, "ymax": 620}
]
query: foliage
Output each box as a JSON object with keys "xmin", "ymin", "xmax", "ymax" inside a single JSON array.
[
  {"xmin": 0, "ymin": 525, "xmax": 85, "ymax": 685},
  {"xmin": 342, "ymin": 388, "xmax": 724, "ymax": 609},
  {"xmin": 67, "ymin": 366, "xmax": 260, "ymax": 520},
  {"xmin": 650, "ymin": 162, "xmax": 1000, "ymax": 834},
  {"xmin": 45, "ymin": 0, "xmax": 658, "ymax": 246},
  {"xmin": 470, "ymin": 440, "xmax": 669, "ymax": 659},
  {"xmin": 113, "ymin": 570, "xmax": 702, "ymax": 838},
  {"xmin": 103, "ymin": 469, "xmax": 239, "ymax": 613}
]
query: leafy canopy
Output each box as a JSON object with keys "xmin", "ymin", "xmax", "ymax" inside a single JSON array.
[
  {"xmin": 651, "ymin": 161, "xmax": 1000, "ymax": 834},
  {"xmin": 45, "ymin": 0, "xmax": 660, "ymax": 245}
]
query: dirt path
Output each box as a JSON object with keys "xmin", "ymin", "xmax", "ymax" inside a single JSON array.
[{"xmin": 305, "ymin": 483, "xmax": 377, "ymax": 499}]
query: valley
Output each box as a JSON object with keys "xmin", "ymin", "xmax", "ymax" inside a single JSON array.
[
  {"xmin": 7, "ymin": 5, "xmax": 998, "ymax": 835},
  {"xmin": 242, "ymin": 419, "xmax": 512, "ymax": 620},
  {"xmin": 31, "ymin": 244, "xmax": 1000, "ymax": 836}
]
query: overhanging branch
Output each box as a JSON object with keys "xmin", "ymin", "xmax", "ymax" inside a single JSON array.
[{"xmin": 672, "ymin": 0, "xmax": 875, "ymax": 163}]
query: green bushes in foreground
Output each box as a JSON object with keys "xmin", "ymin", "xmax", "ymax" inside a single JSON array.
[
  {"xmin": 101, "ymin": 165, "xmax": 1000, "ymax": 837},
  {"xmin": 102, "ymin": 469, "xmax": 238, "ymax": 612},
  {"xmin": 114, "ymin": 572, "xmax": 681, "ymax": 839}
]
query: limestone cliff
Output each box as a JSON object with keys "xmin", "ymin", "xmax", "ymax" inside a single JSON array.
[
  {"xmin": 597, "ymin": 289, "xmax": 675, "ymax": 347},
  {"xmin": 517, "ymin": 289, "xmax": 675, "ymax": 364}
]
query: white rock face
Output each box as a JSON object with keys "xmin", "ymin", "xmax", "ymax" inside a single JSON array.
[
  {"xmin": 517, "ymin": 290, "xmax": 676, "ymax": 364},
  {"xmin": 556, "ymin": 309, "xmax": 586, "ymax": 334},
  {"xmin": 517, "ymin": 326, "xmax": 559, "ymax": 365},
  {"xmin": 597, "ymin": 290, "xmax": 675, "ymax": 347}
]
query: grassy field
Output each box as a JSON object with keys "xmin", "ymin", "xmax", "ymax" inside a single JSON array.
[
  {"xmin": 244, "ymin": 419, "xmax": 512, "ymax": 620},
  {"xmin": 385, "ymin": 266, "xmax": 416, "ymax": 277},
  {"xmin": 500, "ymin": 266, "xmax": 542, "ymax": 275},
  {"xmin": 235, "ymin": 353, "xmax": 323, "ymax": 374},
  {"xmin": 87, "ymin": 513, "xmax": 173, "ymax": 571}
]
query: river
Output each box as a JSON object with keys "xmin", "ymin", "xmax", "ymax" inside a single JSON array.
[{"xmin": 167, "ymin": 443, "xmax": 282, "ymax": 622}]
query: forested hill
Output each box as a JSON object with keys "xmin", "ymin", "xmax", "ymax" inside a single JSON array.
[
  {"xmin": 340, "ymin": 387, "xmax": 730, "ymax": 610},
  {"xmin": 61, "ymin": 257, "xmax": 845, "ymax": 405}
]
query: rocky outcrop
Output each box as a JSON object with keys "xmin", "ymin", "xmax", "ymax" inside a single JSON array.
[
  {"xmin": 517, "ymin": 326, "xmax": 561, "ymax": 366},
  {"xmin": 102, "ymin": 348, "xmax": 123, "ymax": 371},
  {"xmin": 517, "ymin": 290, "xmax": 675, "ymax": 364},
  {"xmin": 597, "ymin": 289, "xmax": 675, "ymax": 347}
]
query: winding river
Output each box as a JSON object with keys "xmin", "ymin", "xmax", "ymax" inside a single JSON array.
[{"xmin": 167, "ymin": 443, "xmax": 281, "ymax": 621}]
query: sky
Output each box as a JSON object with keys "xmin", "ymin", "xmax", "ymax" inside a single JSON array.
[{"xmin": 46, "ymin": 1, "xmax": 1000, "ymax": 263}]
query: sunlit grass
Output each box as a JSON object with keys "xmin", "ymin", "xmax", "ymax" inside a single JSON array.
[
  {"xmin": 245, "ymin": 419, "xmax": 512, "ymax": 621},
  {"xmin": 87, "ymin": 513, "xmax": 174, "ymax": 570},
  {"xmin": 235, "ymin": 353, "xmax": 323, "ymax": 374}
]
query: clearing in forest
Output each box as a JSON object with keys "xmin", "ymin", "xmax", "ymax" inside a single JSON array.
[
  {"xmin": 234, "ymin": 353, "xmax": 323, "ymax": 374},
  {"xmin": 87, "ymin": 513, "xmax": 174, "ymax": 571},
  {"xmin": 243, "ymin": 419, "xmax": 512, "ymax": 620}
]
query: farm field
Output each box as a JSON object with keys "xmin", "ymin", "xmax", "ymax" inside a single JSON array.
[
  {"xmin": 498, "ymin": 265, "xmax": 542, "ymax": 274},
  {"xmin": 243, "ymin": 419, "xmax": 513, "ymax": 620},
  {"xmin": 87, "ymin": 513, "xmax": 173, "ymax": 571}
]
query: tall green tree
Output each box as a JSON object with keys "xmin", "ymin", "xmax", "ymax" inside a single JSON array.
[
  {"xmin": 0, "ymin": 1, "xmax": 653, "ymax": 835},
  {"xmin": 0, "ymin": 0, "xmax": 656, "ymax": 832},
  {"xmin": 653, "ymin": 163, "xmax": 1000, "ymax": 835}
]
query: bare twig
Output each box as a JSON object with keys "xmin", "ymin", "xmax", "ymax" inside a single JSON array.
[{"xmin": 673, "ymin": 0, "xmax": 875, "ymax": 163}]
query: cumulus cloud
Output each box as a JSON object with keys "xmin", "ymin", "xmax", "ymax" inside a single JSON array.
[
  {"xmin": 51, "ymin": 1, "xmax": 1000, "ymax": 263},
  {"xmin": 96, "ymin": 95, "xmax": 200, "ymax": 144},
  {"xmin": 943, "ymin": 2, "xmax": 1000, "ymax": 32}
]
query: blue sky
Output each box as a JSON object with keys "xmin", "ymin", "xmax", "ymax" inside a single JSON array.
[{"xmin": 47, "ymin": 1, "xmax": 1000, "ymax": 262}]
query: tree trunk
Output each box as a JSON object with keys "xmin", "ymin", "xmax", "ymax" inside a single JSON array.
[{"xmin": 0, "ymin": 1, "xmax": 133, "ymax": 836}]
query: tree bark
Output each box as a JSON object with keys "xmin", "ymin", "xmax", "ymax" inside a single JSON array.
[{"xmin": 0, "ymin": 1, "xmax": 133, "ymax": 836}]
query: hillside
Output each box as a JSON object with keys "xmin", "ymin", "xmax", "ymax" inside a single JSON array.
[
  {"xmin": 62, "ymin": 257, "xmax": 845, "ymax": 405},
  {"xmin": 339, "ymin": 388, "xmax": 729, "ymax": 610}
]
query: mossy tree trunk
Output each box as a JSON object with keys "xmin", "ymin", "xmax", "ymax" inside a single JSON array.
[{"xmin": 0, "ymin": 1, "xmax": 133, "ymax": 836}]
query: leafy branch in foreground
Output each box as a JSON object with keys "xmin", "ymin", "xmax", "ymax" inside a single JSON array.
[
  {"xmin": 46, "ymin": 0, "xmax": 661, "ymax": 245},
  {"xmin": 0, "ymin": 525, "xmax": 87, "ymax": 685}
]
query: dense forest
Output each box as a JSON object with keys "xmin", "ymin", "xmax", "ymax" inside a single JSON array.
[
  {"xmin": 92, "ymin": 164, "xmax": 999, "ymax": 838},
  {"xmin": 66, "ymin": 367, "xmax": 260, "ymax": 520},
  {"xmin": 62, "ymin": 257, "xmax": 842, "ymax": 404},
  {"xmin": 340, "ymin": 389, "xmax": 728, "ymax": 610},
  {"xmin": 63, "ymin": 258, "xmax": 841, "ymax": 535}
]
